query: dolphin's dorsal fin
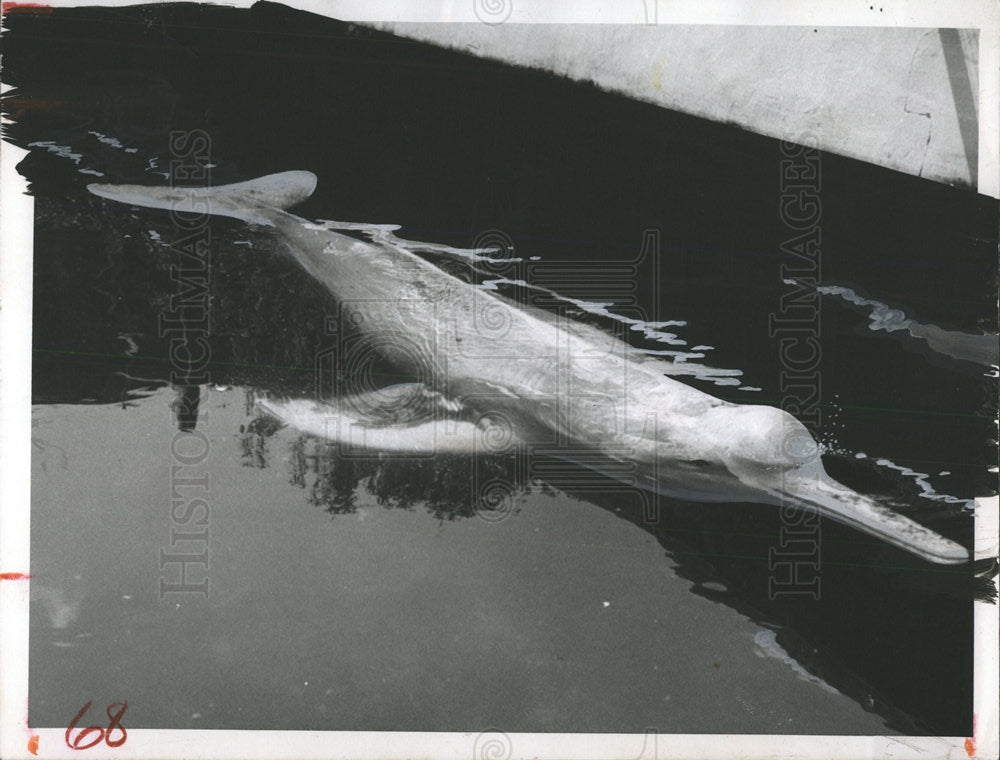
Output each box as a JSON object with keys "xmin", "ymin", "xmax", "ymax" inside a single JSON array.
[{"xmin": 87, "ymin": 171, "xmax": 317, "ymax": 226}]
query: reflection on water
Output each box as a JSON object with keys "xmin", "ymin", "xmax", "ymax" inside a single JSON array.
[
  {"xmin": 230, "ymin": 396, "xmax": 988, "ymax": 733},
  {"xmin": 752, "ymin": 630, "xmax": 839, "ymax": 695},
  {"xmin": 33, "ymin": 388, "xmax": 910, "ymax": 734},
  {"xmin": 32, "ymin": 582, "xmax": 82, "ymax": 631},
  {"xmin": 793, "ymin": 279, "xmax": 1000, "ymax": 371},
  {"xmin": 267, "ymin": 435, "xmax": 526, "ymax": 521},
  {"xmin": 239, "ymin": 387, "xmax": 528, "ymax": 519},
  {"xmin": 172, "ymin": 385, "xmax": 201, "ymax": 432}
]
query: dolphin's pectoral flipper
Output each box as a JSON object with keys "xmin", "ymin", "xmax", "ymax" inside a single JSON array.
[
  {"xmin": 257, "ymin": 383, "xmax": 522, "ymax": 454},
  {"xmin": 88, "ymin": 171, "xmax": 317, "ymax": 225}
]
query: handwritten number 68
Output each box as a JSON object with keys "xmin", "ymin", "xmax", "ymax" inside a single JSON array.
[{"xmin": 65, "ymin": 701, "xmax": 128, "ymax": 750}]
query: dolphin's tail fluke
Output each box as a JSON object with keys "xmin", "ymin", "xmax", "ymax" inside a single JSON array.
[{"xmin": 87, "ymin": 171, "xmax": 317, "ymax": 225}]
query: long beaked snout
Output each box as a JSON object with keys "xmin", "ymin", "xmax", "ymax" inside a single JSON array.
[
  {"xmin": 706, "ymin": 405, "xmax": 970, "ymax": 565},
  {"xmin": 777, "ymin": 474, "xmax": 970, "ymax": 565}
]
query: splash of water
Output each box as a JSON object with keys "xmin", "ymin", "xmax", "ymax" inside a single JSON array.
[
  {"xmin": 479, "ymin": 275, "xmax": 750, "ymax": 388},
  {"xmin": 27, "ymin": 140, "xmax": 105, "ymax": 177},
  {"xmin": 852, "ymin": 453, "xmax": 977, "ymax": 510},
  {"xmin": 307, "ymin": 219, "xmax": 756, "ymax": 389}
]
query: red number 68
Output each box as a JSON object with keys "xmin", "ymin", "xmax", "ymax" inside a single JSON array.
[{"xmin": 65, "ymin": 701, "xmax": 128, "ymax": 750}]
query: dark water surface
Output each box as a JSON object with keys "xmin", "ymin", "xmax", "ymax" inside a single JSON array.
[
  {"xmin": 31, "ymin": 389, "xmax": 890, "ymax": 733},
  {"xmin": 5, "ymin": 1, "xmax": 997, "ymax": 734}
]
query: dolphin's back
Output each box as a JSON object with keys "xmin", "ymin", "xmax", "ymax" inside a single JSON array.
[{"xmin": 87, "ymin": 171, "xmax": 317, "ymax": 225}]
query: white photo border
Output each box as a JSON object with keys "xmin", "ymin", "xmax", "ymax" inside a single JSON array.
[{"xmin": 1, "ymin": 1, "xmax": 997, "ymax": 759}]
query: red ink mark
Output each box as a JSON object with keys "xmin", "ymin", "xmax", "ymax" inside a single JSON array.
[
  {"xmin": 0, "ymin": 572, "xmax": 30, "ymax": 581},
  {"xmin": 65, "ymin": 702, "xmax": 103, "ymax": 751},
  {"xmin": 1, "ymin": 2, "xmax": 52, "ymax": 11},
  {"xmin": 65, "ymin": 701, "xmax": 128, "ymax": 750},
  {"xmin": 104, "ymin": 703, "xmax": 128, "ymax": 748},
  {"xmin": 27, "ymin": 736, "xmax": 39, "ymax": 756},
  {"xmin": 965, "ymin": 712, "xmax": 978, "ymax": 757}
]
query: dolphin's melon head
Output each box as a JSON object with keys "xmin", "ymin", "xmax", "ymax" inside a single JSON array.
[{"xmin": 704, "ymin": 405, "xmax": 825, "ymax": 488}]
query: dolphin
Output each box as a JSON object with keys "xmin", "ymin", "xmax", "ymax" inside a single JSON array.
[{"xmin": 88, "ymin": 171, "xmax": 970, "ymax": 565}]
